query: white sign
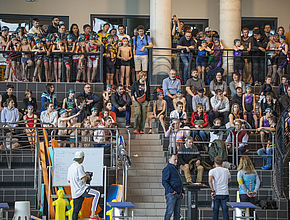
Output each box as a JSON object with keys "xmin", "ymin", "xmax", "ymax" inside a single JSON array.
[{"xmin": 53, "ymin": 148, "xmax": 104, "ymax": 186}]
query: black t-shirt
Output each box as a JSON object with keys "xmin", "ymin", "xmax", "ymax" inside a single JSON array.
[
  {"xmin": 47, "ymin": 25, "xmax": 58, "ymax": 34},
  {"xmin": 178, "ymin": 36, "xmax": 195, "ymax": 52}
]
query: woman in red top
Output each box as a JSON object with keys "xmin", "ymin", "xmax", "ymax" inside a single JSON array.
[
  {"xmin": 23, "ymin": 105, "xmax": 38, "ymax": 148},
  {"xmin": 191, "ymin": 103, "xmax": 209, "ymax": 141}
]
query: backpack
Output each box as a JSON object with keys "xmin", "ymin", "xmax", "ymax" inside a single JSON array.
[
  {"xmin": 208, "ymin": 139, "xmax": 228, "ymax": 162},
  {"xmin": 133, "ymin": 35, "xmax": 149, "ymax": 51}
]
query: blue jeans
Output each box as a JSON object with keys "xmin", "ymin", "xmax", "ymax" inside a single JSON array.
[
  {"xmin": 112, "ymin": 106, "xmax": 131, "ymax": 126},
  {"xmin": 164, "ymin": 95, "xmax": 174, "ymax": 113},
  {"xmin": 164, "ymin": 193, "xmax": 182, "ymax": 220},
  {"xmin": 257, "ymin": 147, "xmax": 273, "ymax": 165},
  {"xmin": 212, "ymin": 195, "xmax": 229, "ymax": 220},
  {"xmin": 180, "ymin": 52, "xmax": 193, "ymax": 83},
  {"xmin": 192, "ymin": 130, "xmax": 207, "ymax": 141}
]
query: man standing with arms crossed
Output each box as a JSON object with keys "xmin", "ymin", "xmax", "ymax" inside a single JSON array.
[
  {"xmin": 208, "ymin": 156, "xmax": 231, "ymax": 220},
  {"xmin": 162, "ymin": 154, "xmax": 184, "ymax": 220},
  {"xmin": 67, "ymin": 151, "xmax": 101, "ymax": 220}
]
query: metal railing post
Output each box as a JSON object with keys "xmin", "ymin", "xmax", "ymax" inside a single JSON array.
[
  {"xmin": 99, "ymin": 45, "xmax": 104, "ymax": 83},
  {"xmin": 148, "ymin": 48, "xmax": 153, "ymax": 85},
  {"xmin": 34, "ymin": 128, "xmax": 39, "ymax": 189}
]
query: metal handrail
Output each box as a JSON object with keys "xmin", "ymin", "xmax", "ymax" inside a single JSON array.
[{"xmin": 169, "ymin": 127, "xmax": 274, "ymax": 166}]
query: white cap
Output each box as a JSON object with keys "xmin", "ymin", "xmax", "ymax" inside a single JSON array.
[
  {"xmin": 205, "ymin": 27, "xmax": 212, "ymax": 32},
  {"xmin": 74, "ymin": 151, "xmax": 84, "ymax": 159}
]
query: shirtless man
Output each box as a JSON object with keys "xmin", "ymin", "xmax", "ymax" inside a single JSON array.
[
  {"xmin": 117, "ymin": 37, "xmax": 132, "ymax": 89},
  {"xmin": 20, "ymin": 37, "xmax": 33, "ymax": 81},
  {"xmin": 0, "ymin": 26, "xmax": 10, "ymax": 51}
]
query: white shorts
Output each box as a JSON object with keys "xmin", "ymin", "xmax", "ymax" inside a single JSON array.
[
  {"xmin": 87, "ymin": 57, "xmax": 99, "ymax": 68},
  {"xmin": 134, "ymin": 55, "xmax": 148, "ymax": 72}
]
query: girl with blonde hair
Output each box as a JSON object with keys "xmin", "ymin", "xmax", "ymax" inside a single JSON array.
[{"xmin": 237, "ymin": 156, "xmax": 260, "ymax": 217}]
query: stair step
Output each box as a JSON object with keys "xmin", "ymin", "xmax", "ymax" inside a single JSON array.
[
  {"xmin": 128, "ymin": 169, "xmax": 162, "ymax": 177},
  {"xmin": 130, "ymin": 151, "xmax": 164, "ymax": 157},
  {"xmin": 128, "ymin": 188, "xmax": 164, "ymax": 196},
  {"xmin": 128, "ymin": 176, "xmax": 162, "ymax": 183},
  {"xmin": 128, "ymin": 182, "xmax": 163, "ymax": 189},
  {"xmin": 131, "ymin": 140, "xmax": 162, "ymax": 145},
  {"xmin": 131, "ymin": 156, "xmax": 166, "ymax": 163},
  {"xmin": 131, "ymin": 134, "xmax": 161, "ymax": 140},
  {"xmin": 127, "ymin": 195, "xmax": 165, "ymax": 203},
  {"xmin": 131, "ymin": 145, "xmax": 163, "ymax": 152},
  {"xmin": 130, "ymin": 162, "xmax": 165, "ymax": 169}
]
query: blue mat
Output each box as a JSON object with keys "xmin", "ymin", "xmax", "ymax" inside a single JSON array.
[
  {"xmin": 0, "ymin": 203, "xmax": 9, "ymax": 209},
  {"xmin": 227, "ymin": 202, "xmax": 257, "ymax": 209},
  {"xmin": 107, "ymin": 202, "xmax": 135, "ymax": 208}
]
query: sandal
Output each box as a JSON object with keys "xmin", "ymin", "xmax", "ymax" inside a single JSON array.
[{"xmin": 148, "ymin": 128, "xmax": 152, "ymax": 134}]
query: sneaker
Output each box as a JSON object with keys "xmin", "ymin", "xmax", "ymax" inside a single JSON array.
[
  {"xmin": 126, "ymin": 125, "xmax": 132, "ymax": 129},
  {"xmin": 89, "ymin": 216, "xmax": 99, "ymax": 220},
  {"xmin": 139, "ymin": 130, "xmax": 144, "ymax": 134},
  {"xmin": 133, "ymin": 130, "xmax": 138, "ymax": 134},
  {"xmin": 254, "ymin": 81, "xmax": 259, "ymax": 86}
]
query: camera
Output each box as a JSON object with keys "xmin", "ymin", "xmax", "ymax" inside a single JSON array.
[{"xmin": 86, "ymin": 172, "xmax": 93, "ymax": 184}]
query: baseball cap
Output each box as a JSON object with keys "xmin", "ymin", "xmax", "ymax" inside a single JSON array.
[
  {"xmin": 74, "ymin": 151, "xmax": 84, "ymax": 159},
  {"xmin": 205, "ymin": 27, "xmax": 212, "ymax": 32},
  {"xmin": 68, "ymin": 89, "xmax": 75, "ymax": 94},
  {"xmin": 59, "ymin": 109, "xmax": 67, "ymax": 115},
  {"xmin": 198, "ymin": 89, "xmax": 204, "ymax": 93},
  {"xmin": 91, "ymin": 107, "xmax": 97, "ymax": 112},
  {"xmin": 2, "ymin": 26, "xmax": 9, "ymax": 31}
]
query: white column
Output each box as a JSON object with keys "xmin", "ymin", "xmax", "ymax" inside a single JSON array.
[
  {"xmin": 150, "ymin": 0, "xmax": 172, "ymax": 83},
  {"xmin": 220, "ymin": 0, "xmax": 241, "ymax": 77}
]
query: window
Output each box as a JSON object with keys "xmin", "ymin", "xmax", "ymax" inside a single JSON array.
[
  {"xmin": 91, "ymin": 14, "xmax": 208, "ymax": 37},
  {"xmin": 242, "ymin": 17, "xmax": 278, "ymax": 35},
  {"xmin": 0, "ymin": 14, "xmax": 69, "ymax": 32}
]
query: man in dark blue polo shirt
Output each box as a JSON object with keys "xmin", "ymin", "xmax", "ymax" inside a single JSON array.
[
  {"xmin": 132, "ymin": 25, "xmax": 153, "ymax": 77},
  {"xmin": 162, "ymin": 154, "xmax": 184, "ymax": 220},
  {"xmin": 177, "ymin": 31, "xmax": 196, "ymax": 83}
]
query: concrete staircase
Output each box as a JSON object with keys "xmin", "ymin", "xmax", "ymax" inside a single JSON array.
[
  {"xmin": 0, "ymin": 149, "xmax": 38, "ymax": 219},
  {"xmin": 127, "ymin": 134, "xmax": 166, "ymax": 220}
]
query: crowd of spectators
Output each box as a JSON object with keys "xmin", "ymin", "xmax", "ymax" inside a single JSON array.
[
  {"xmin": 0, "ymin": 16, "xmax": 289, "ymax": 174},
  {"xmin": 0, "ymin": 15, "xmax": 289, "ymax": 87},
  {"xmin": 0, "ymin": 17, "xmax": 152, "ymax": 86}
]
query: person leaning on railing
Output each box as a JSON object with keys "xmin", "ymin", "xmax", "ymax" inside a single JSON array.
[
  {"xmin": 0, "ymin": 98, "xmax": 19, "ymax": 129},
  {"xmin": 178, "ymin": 136, "xmax": 204, "ymax": 183}
]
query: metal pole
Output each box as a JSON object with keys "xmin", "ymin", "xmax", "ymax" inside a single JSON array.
[
  {"xmin": 236, "ymin": 131, "xmax": 239, "ymax": 167},
  {"xmin": 272, "ymin": 131, "xmax": 275, "ymax": 170},
  {"xmin": 226, "ymin": 50, "xmax": 229, "ymax": 84},
  {"xmin": 127, "ymin": 129, "xmax": 131, "ymax": 157},
  {"xmin": 122, "ymin": 165, "xmax": 125, "ymax": 202},
  {"xmin": 99, "ymin": 45, "xmax": 104, "ymax": 83},
  {"xmin": 37, "ymin": 154, "xmax": 42, "ymax": 210},
  {"xmin": 34, "ymin": 128, "xmax": 38, "ymax": 189},
  {"xmin": 103, "ymin": 166, "xmax": 107, "ymax": 220},
  {"xmin": 148, "ymin": 48, "xmax": 153, "ymax": 85},
  {"xmin": 48, "ymin": 166, "xmax": 52, "ymax": 220},
  {"xmin": 124, "ymin": 166, "xmax": 127, "ymax": 201},
  {"xmin": 75, "ymin": 128, "xmax": 78, "ymax": 147}
]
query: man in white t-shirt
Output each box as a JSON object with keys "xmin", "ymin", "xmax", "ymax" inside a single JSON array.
[
  {"xmin": 208, "ymin": 156, "xmax": 231, "ymax": 220},
  {"xmin": 117, "ymin": 25, "xmax": 131, "ymax": 41},
  {"xmin": 67, "ymin": 151, "xmax": 101, "ymax": 220}
]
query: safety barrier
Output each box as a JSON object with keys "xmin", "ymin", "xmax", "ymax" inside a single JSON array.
[
  {"xmin": 0, "ymin": 119, "xmax": 132, "ymax": 217},
  {"xmin": 166, "ymin": 126, "xmax": 275, "ymax": 168}
]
